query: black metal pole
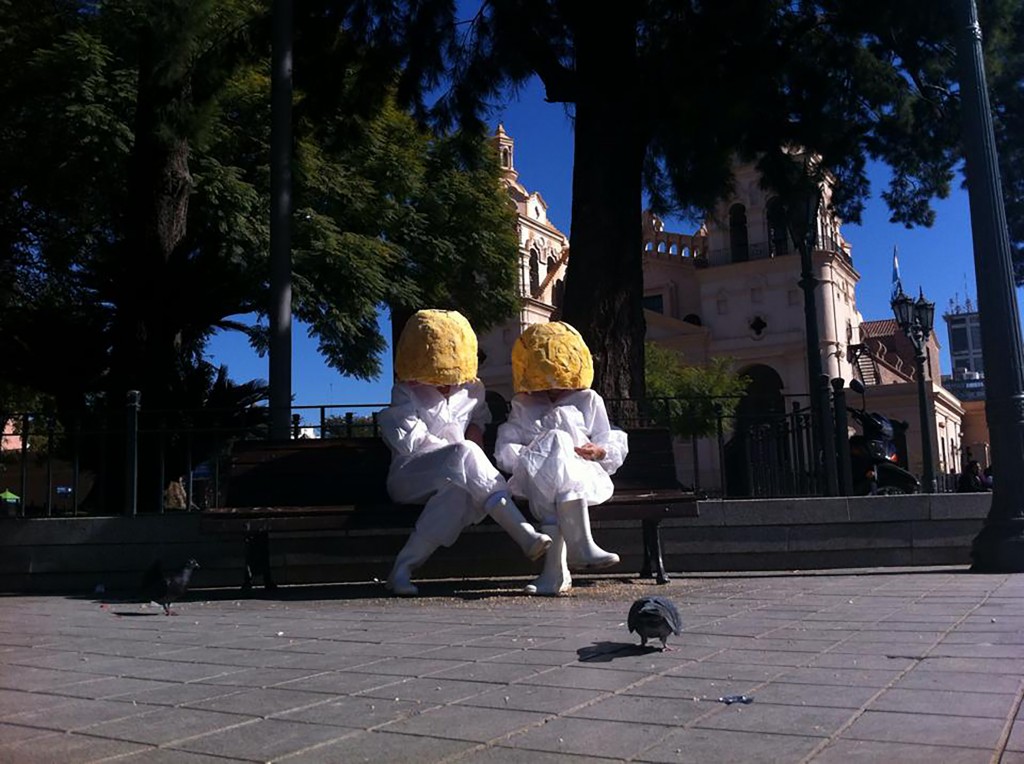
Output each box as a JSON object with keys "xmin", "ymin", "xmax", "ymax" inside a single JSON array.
[
  {"xmin": 269, "ymin": 0, "xmax": 293, "ymax": 440},
  {"xmin": 125, "ymin": 390, "xmax": 140, "ymax": 516},
  {"xmin": 914, "ymin": 349, "xmax": 937, "ymax": 493},
  {"xmin": 954, "ymin": 0, "xmax": 1024, "ymax": 570},
  {"xmin": 831, "ymin": 377, "xmax": 853, "ymax": 495},
  {"xmin": 794, "ymin": 189, "xmax": 839, "ymax": 496}
]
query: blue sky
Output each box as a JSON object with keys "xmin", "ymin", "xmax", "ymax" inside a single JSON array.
[{"xmin": 206, "ymin": 75, "xmax": 1011, "ymax": 415}]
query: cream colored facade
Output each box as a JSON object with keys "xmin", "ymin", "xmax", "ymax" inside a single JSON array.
[
  {"xmin": 478, "ymin": 126, "xmax": 570, "ymax": 400},
  {"xmin": 479, "ymin": 127, "xmax": 965, "ymax": 491}
]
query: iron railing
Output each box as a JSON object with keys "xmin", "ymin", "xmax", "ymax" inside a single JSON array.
[{"xmin": 1, "ymin": 390, "xmax": 962, "ymax": 517}]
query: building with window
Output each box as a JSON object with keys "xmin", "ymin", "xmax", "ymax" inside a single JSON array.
[
  {"xmin": 479, "ymin": 127, "xmax": 969, "ymax": 491},
  {"xmin": 477, "ymin": 126, "xmax": 569, "ymax": 400}
]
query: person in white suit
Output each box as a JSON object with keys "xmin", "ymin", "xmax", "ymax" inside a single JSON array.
[
  {"xmin": 379, "ymin": 309, "xmax": 551, "ymax": 596},
  {"xmin": 495, "ymin": 322, "xmax": 628, "ymax": 595}
]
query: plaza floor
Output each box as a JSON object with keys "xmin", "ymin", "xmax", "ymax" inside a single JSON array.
[{"xmin": 0, "ymin": 566, "xmax": 1023, "ymax": 763}]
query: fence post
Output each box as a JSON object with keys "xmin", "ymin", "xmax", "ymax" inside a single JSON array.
[
  {"xmin": 291, "ymin": 414, "xmax": 300, "ymax": 439},
  {"xmin": 818, "ymin": 374, "xmax": 839, "ymax": 495},
  {"xmin": 125, "ymin": 390, "xmax": 140, "ymax": 516},
  {"xmin": 831, "ymin": 377, "xmax": 853, "ymax": 496},
  {"xmin": 45, "ymin": 416, "xmax": 55, "ymax": 516},
  {"xmin": 20, "ymin": 414, "xmax": 31, "ymax": 517},
  {"xmin": 714, "ymin": 404, "xmax": 726, "ymax": 496}
]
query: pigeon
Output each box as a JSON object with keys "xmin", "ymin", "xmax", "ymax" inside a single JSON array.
[
  {"xmin": 628, "ymin": 596, "xmax": 682, "ymax": 650},
  {"xmin": 140, "ymin": 558, "xmax": 200, "ymax": 616}
]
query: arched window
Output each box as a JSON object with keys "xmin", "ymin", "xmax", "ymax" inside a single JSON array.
[
  {"xmin": 529, "ymin": 248, "xmax": 540, "ymax": 296},
  {"xmin": 729, "ymin": 204, "xmax": 749, "ymax": 263},
  {"xmin": 766, "ymin": 198, "xmax": 789, "ymax": 256},
  {"xmin": 501, "ymin": 147, "xmax": 511, "ymax": 168}
]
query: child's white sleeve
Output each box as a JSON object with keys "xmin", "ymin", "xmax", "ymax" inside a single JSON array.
[
  {"xmin": 378, "ymin": 394, "xmax": 447, "ymax": 456},
  {"xmin": 494, "ymin": 420, "xmax": 526, "ymax": 474},
  {"xmin": 587, "ymin": 393, "xmax": 629, "ymax": 475}
]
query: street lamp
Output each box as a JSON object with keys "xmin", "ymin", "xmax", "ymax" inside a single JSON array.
[{"xmin": 891, "ymin": 287, "xmax": 936, "ymax": 493}]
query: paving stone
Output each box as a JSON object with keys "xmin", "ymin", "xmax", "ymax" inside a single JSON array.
[
  {"xmin": 380, "ymin": 704, "xmax": 548, "ymax": 742},
  {"xmin": 274, "ymin": 695, "xmax": 424, "ymax": 728},
  {"xmin": 810, "ymin": 739, "xmax": 993, "ymax": 763},
  {"xmin": 869, "ymin": 687, "xmax": 1016, "ymax": 718},
  {"xmin": 566, "ymin": 693, "xmax": 707, "ymax": 726},
  {"xmin": 0, "ymin": 721, "xmax": 54, "ymax": 746},
  {"xmin": 746, "ymin": 681, "xmax": 880, "ymax": 709},
  {"xmin": 428, "ymin": 661, "xmax": 553, "ymax": 685},
  {"xmin": 3, "ymin": 697, "xmax": 158, "ymax": 732},
  {"xmin": 501, "ymin": 715, "xmax": 673, "ymax": 758},
  {"xmin": 456, "ymin": 683, "xmax": 604, "ymax": 714},
  {"xmin": 451, "ymin": 746, "xmax": 597, "ymax": 763},
  {"xmin": 636, "ymin": 728, "xmax": 823, "ymax": 763},
  {"xmin": 109, "ymin": 681, "xmax": 244, "ymax": 707},
  {"xmin": 0, "ymin": 730, "xmax": 149, "ymax": 762},
  {"xmin": 516, "ymin": 665, "xmax": 650, "ymax": 692},
  {"xmin": 843, "ymin": 709, "xmax": 1004, "ymax": 749},
  {"xmin": 693, "ymin": 701, "xmax": 855, "ymax": 737},
  {"xmin": 110, "ymin": 749, "xmax": 243, "ymax": 764},
  {"xmin": 83, "ymin": 706, "xmax": 256, "ymax": 745},
  {"xmin": 171, "ymin": 717, "xmax": 353, "ymax": 760},
  {"xmin": 186, "ymin": 687, "xmax": 339, "ymax": 717},
  {"xmin": 625, "ymin": 674, "xmax": 755, "ymax": 702},
  {"xmin": 1005, "ymin": 719, "xmax": 1024, "ymax": 751},
  {"xmin": 358, "ymin": 677, "xmax": 499, "ymax": 704},
  {"xmin": 894, "ymin": 669, "xmax": 1023, "ymax": 694},
  {"xmin": 275, "ymin": 729, "xmax": 475, "ymax": 763},
  {"xmin": 773, "ymin": 666, "xmax": 905, "ymax": 688}
]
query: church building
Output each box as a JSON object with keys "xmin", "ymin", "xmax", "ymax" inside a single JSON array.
[{"xmin": 479, "ymin": 127, "xmax": 968, "ymax": 493}]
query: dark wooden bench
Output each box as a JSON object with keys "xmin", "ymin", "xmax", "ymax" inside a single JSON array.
[{"xmin": 200, "ymin": 427, "xmax": 697, "ymax": 590}]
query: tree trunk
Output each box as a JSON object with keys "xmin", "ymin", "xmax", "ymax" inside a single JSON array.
[
  {"xmin": 562, "ymin": 5, "xmax": 645, "ymax": 403},
  {"xmin": 110, "ymin": 25, "xmax": 192, "ymax": 411}
]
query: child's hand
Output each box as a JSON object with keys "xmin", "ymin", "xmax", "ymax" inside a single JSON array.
[{"xmin": 575, "ymin": 443, "xmax": 606, "ymax": 461}]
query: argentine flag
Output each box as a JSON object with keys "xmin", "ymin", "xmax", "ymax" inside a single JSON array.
[{"xmin": 891, "ymin": 246, "xmax": 904, "ymax": 299}]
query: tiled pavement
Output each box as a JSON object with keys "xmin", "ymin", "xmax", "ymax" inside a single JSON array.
[{"xmin": 1, "ymin": 567, "xmax": 1023, "ymax": 763}]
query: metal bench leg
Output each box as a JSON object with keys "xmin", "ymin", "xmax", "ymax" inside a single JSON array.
[
  {"xmin": 640, "ymin": 518, "xmax": 670, "ymax": 585},
  {"xmin": 243, "ymin": 531, "xmax": 276, "ymax": 593}
]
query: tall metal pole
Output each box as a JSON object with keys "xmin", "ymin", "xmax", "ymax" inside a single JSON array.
[
  {"xmin": 913, "ymin": 349, "xmax": 937, "ymax": 493},
  {"xmin": 795, "ymin": 191, "xmax": 839, "ymax": 496},
  {"xmin": 954, "ymin": 0, "xmax": 1024, "ymax": 570},
  {"xmin": 269, "ymin": 0, "xmax": 293, "ymax": 440}
]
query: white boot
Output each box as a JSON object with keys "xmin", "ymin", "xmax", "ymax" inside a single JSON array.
[
  {"xmin": 558, "ymin": 498, "xmax": 620, "ymax": 570},
  {"xmin": 487, "ymin": 495, "xmax": 552, "ymax": 561},
  {"xmin": 385, "ymin": 531, "xmax": 439, "ymax": 596},
  {"xmin": 524, "ymin": 526, "xmax": 571, "ymax": 596}
]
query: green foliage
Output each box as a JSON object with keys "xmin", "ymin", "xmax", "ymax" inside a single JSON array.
[
  {"xmin": 0, "ymin": 0, "xmax": 520, "ymax": 417},
  {"xmin": 644, "ymin": 343, "xmax": 750, "ymax": 439}
]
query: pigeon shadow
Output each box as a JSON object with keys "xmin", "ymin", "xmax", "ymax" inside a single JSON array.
[{"xmin": 577, "ymin": 641, "xmax": 661, "ymax": 662}]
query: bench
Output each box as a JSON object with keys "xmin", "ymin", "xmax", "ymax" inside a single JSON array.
[{"xmin": 200, "ymin": 427, "xmax": 697, "ymax": 591}]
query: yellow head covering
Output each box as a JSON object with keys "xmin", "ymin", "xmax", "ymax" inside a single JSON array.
[
  {"xmin": 512, "ymin": 321, "xmax": 594, "ymax": 393},
  {"xmin": 394, "ymin": 309, "xmax": 478, "ymax": 385}
]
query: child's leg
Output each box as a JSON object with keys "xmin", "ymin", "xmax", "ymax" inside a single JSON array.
[
  {"xmin": 483, "ymin": 491, "xmax": 551, "ymax": 561},
  {"xmin": 387, "ymin": 484, "xmax": 476, "ymax": 596},
  {"xmin": 558, "ymin": 497, "xmax": 620, "ymax": 570},
  {"xmin": 524, "ymin": 524, "xmax": 571, "ymax": 595}
]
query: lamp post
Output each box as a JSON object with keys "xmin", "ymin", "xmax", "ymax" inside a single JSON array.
[
  {"xmin": 891, "ymin": 288, "xmax": 936, "ymax": 493},
  {"xmin": 954, "ymin": 0, "xmax": 1024, "ymax": 571},
  {"xmin": 788, "ymin": 179, "xmax": 838, "ymax": 496}
]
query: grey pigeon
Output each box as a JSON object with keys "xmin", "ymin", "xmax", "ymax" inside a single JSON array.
[
  {"xmin": 628, "ymin": 596, "xmax": 682, "ymax": 650},
  {"xmin": 141, "ymin": 558, "xmax": 200, "ymax": 616}
]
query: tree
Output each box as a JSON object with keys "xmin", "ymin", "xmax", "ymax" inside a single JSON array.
[
  {"xmin": 0, "ymin": 0, "xmax": 520, "ymax": 510},
  {"xmin": 335, "ymin": 0, "xmax": 1023, "ymax": 398},
  {"xmin": 644, "ymin": 343, "xmax": 750, "ymax": 440}
]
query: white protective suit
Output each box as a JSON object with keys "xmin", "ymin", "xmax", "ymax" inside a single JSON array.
[
  {"xmin": 377, "ymin": 380, "xmax": 504, "ymax": 546},
  {"xmin": 495, "ymin": 389, "xmax": 629, "ymax": 524}
]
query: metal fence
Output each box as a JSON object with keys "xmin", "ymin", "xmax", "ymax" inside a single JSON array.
[{"xmin": 1, "ymin": 390, "xmax": 962, "ymax": 517}]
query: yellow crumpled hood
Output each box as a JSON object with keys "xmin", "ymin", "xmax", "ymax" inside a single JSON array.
[
  {"xmin": 512, "ymin": 321, "xmax": 594, "ymax": 393},
  {"xmin": 394, "ymin": 309, "xmax": 478, "ymax": 385}
]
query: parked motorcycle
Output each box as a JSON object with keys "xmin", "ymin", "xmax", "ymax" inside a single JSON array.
[{"xmin": 847, "ymin": 379, "xmax": 920, "ymax": 495}]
